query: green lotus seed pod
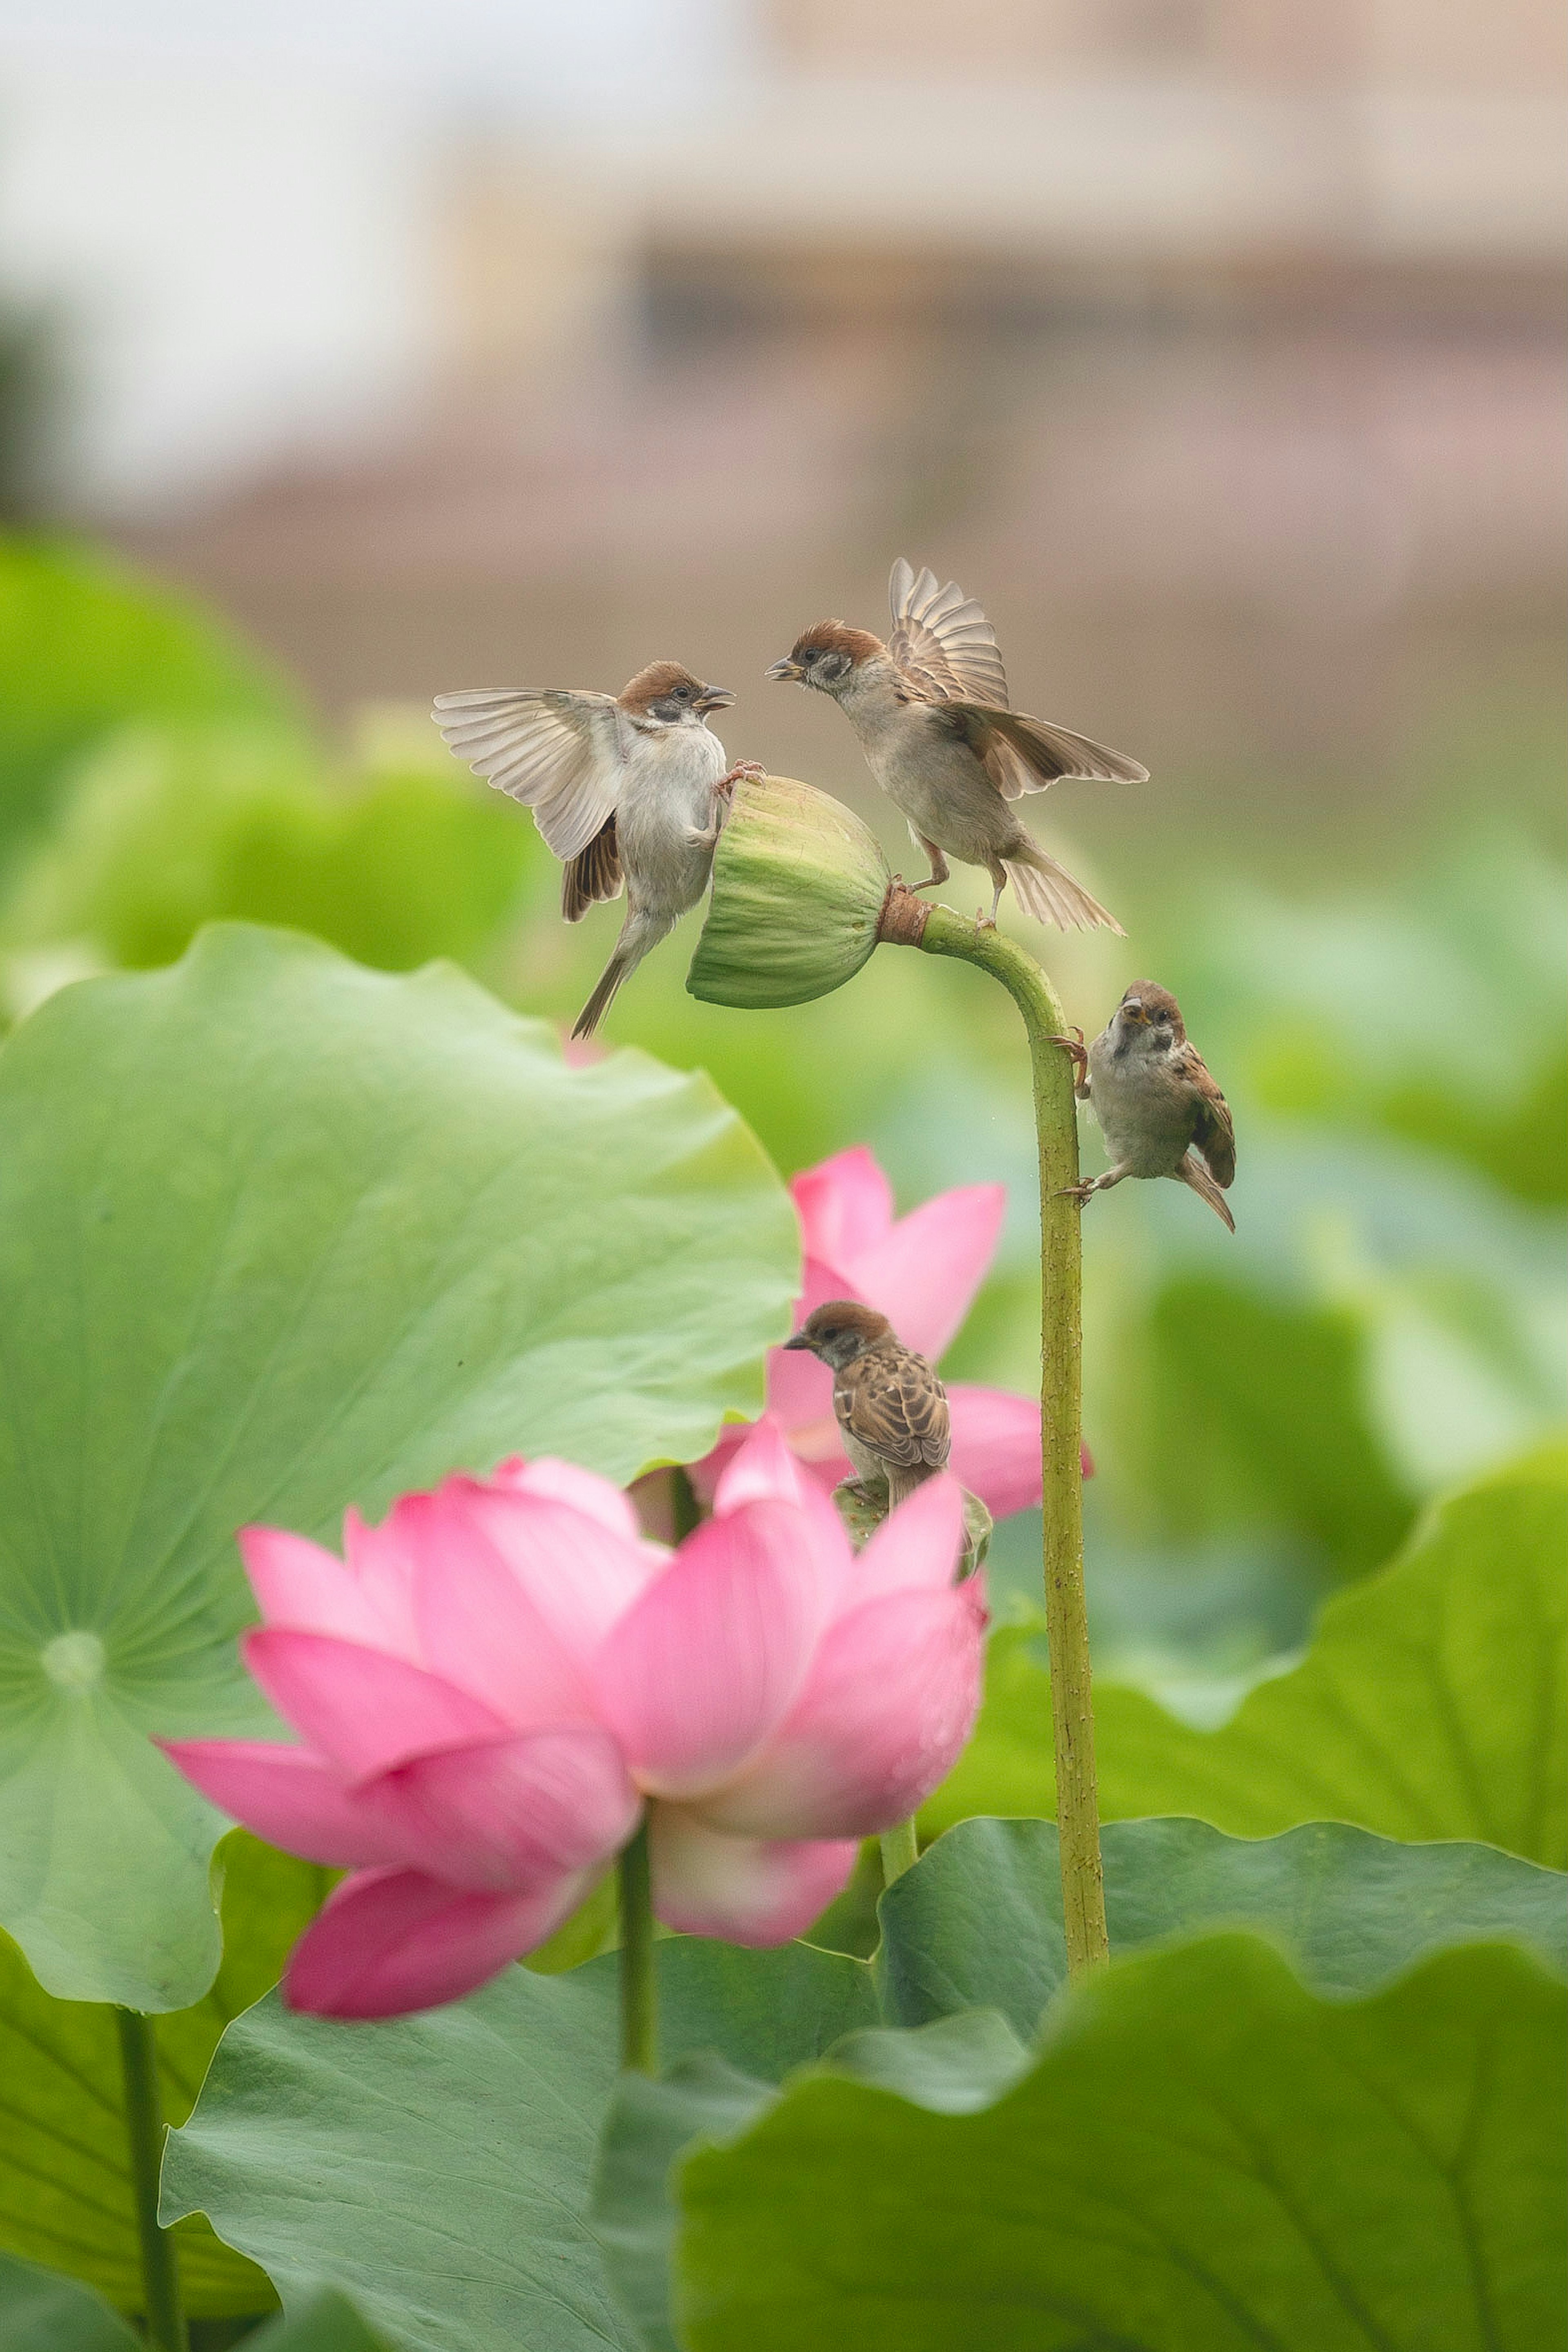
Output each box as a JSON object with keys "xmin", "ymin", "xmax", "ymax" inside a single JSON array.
[
  {"xmin": 832, "ymin": 1474, "xmax": 993, "ymax": 1579},
  {"xmin": 686, "ymin": 773, "xmax": 891, "ymax": 1010}
]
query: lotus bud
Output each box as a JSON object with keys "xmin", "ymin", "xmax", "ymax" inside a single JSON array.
[
  {"xmin": 832, "ymin": 1475, "xmax": 993, "ymax": 1580},
  {"xmin": 686, "ymin": 774, "xmax": 892, "ymax": 1011}
]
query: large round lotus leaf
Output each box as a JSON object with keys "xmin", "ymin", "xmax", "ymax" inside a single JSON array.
[
  {"xmin": 162, "ymin": 1937, "xmax": 875, "ymax": 2352},
  {"xmin": 0, "ymin": 924, "xmax": 797, "ymax": 2008},
  {"xmin": 927, "ymin": 1449, "xmax": 1568, "ymax": 1863},
  {"xmin": 595, "ymin": 1815, "xmax": 1567, "ymax": 2348},
  {"xmin": 878, "ymin": 1815, "xmax": 1568, "ymax": 2038},
  {"xmin": 674, "ymin": 1939, "xmax": 1567, "ymax": 2351},
  {"xmin": 0, "ymin": 1832, "xmax": 327, "ymax": 2319}
]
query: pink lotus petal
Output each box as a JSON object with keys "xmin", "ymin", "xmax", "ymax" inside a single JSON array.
[
  {"xmin": 682, "ymin": 1425, "xmax": 744, "ymax": 1508},
  {"xmin": 946, "ymin": 1384, "xmax": 1044, "ymax": 1519},
  {"xmin": 710, "ymin": 1415, "xmax": 813, "ymax": 1514},
  {"xmin": 592, "ymin": 1500, "xmax": 840, "ymax": 1800},
  {"xmin": 843, "ymin": 1473, "xmax": 967, "ymax": 1608},
  {"xmin": 712, "ymin": 1418, "xmax": 852, "ymax": 1559},
  {"xmin": 845, "ymin": 1185, "xmax": 1005, "ymax": 1362},
  {"xmin": 696, "ymin": 1578, "xmax": 988, "ymax": 1840},
  {"xmin": 763, "ymin": 1254, "xmax": 858, "ymax": 1430},
  {"xmin": 238, "ymin": 1528, "xmax": 388, "ymax": 1648},
  {"xmin": 282, "ymin": 1866, "xmax": 584, "ymax": 2018},
  {"xmin": 363, "ymin": 1729, "xmax": 639, "ymax": 1893},
  {"xmin": 397, "ymin": 1489, "xmax": 596, "ymax": 1730},
  {"xmin": 340, "ymin": 1505, "xmax": 424, "ymax": 1659},
  {"xmin": 489, "ymin": 1455, "xmax": 643, "ymax": 1547},
  {"xmin": 646, "ymin": 1806, "xmax": 858, "ymax": 1946},
  {"xmin": 158, "ymin": 1739, "xmax": 408, "ymax": 1868},
  {"xmin": 241, "ymin": 1629, "xmax": 508, "ymax": 1779},
  {"xmin": 451, "ymin": 1483, "xmax": 660, "ymax": 1660},
  {"xmin": 790, "ymin": 1146, "xmax": 893, "ymax": 1267}
]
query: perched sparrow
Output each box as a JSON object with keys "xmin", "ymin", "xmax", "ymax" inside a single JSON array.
[
  {"xmin": 1056, "ymin": 981, "xmax": 1236, "ymax": 1230},
  {"xmin": 433, "ymin": 663, "xmax": 759, "ymax": 1038},
  {"xmin": 767, "ymin": 559, "xmax": 1146, "ymax": 930},
  {"xmin": 784, "ymin": 1299, "xmax": 951, "ymax": 1506}
]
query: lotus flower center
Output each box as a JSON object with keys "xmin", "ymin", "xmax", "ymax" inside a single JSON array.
[{"xmin": 41, "ymin": 1630, "xmax": 106, "ymax": 1693}]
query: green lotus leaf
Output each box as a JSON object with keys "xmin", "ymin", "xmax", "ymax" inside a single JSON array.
[
  {"xmin": 927, "ymin": 1448, "xmax": 1568, "ymax": 1862},
  {"xmin": 0, "ymin": 923, "xmax": 797, "ymax": 2006},
  {"xmin": 878, "ymin": 1815, "xmax": 1567, "ymax": 2037},
  {"xmin": 0, "ymin": 2250, "xmax": 139, "ymax": 2350},
  {"xmin": 0, "ymin": 1831, "xmax": 326, "ymax": 2318},
  {"xmin": 601, "ymin": 1813, "xmax": 1564, "ymax": 2348},
  {"xmin": 163, "ymin": 1938, "xmax": 875, "ymax": 2352},
  {"xmin": 674, "ymin": 1938, "xmax": 1567, "ymax": 2350}
]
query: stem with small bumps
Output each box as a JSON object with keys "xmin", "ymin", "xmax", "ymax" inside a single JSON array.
[{"xmin": 881, "ymin": 887, "xmax": 1109, "ymax": 1977}]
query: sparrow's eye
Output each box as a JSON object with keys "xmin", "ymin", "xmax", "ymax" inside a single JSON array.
[{"xmin": 673, "ymin": 682, "xmax": 693, "ymax": 699}]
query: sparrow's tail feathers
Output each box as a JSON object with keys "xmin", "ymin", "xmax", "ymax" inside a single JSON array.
[
  {"xmin": 1177, "ymin": 1152, "xmax": 1236, "ymax": 1232},
  {"xmin": 570, "ymin": 912, "xmax": 670, "ymax": 1040},
  {"xmin": 571, "ymin": 953, "xmax": 631, "ymax": 1041},
  {"xmin": 1003, "ymin": 848, "xmax": 1125, "ymax": 935}
]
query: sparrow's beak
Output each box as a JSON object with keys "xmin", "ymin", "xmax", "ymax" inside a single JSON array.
[
  {"xmin": 695, "ymin": 685, "xmax": 735, "ymax": 714},
  {"xmin": 766, "ymin": 658, "xmax": 803, "ymax": 683},
  {"xmin": 782, "ymin": 1331, "xmax": 812, "ymax": 1351}
]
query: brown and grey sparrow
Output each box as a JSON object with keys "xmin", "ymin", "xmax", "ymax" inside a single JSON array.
[
  {"xmin": 434, "ymin": 663, "xmax": 759, "ymax": 1037},
  {"xmin": 784, "ymin": 1299, "xmax": 951, "ymax": 1506},
  {"xmin": 1057, "ymin": 982, "xmax": 1236, "ymax": 1230},
  {"xmin": 767, "ymin": 560, "xmax": 1145, "ymax": 931}
]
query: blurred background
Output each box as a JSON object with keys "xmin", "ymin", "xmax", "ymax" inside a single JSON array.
[{"xmin": 1, "ymin": 0, "xmax": 1563, "ymax": 1712}]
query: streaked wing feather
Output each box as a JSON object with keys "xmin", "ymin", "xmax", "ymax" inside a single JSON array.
[
  {"xmin": 962, "ymin": 704, "xmax": 1149, "ymax": 789},
  {"xmin": 888, "ymin": 560, "xmax": 1011, "ymax": 707},
  {"xmin": 432, "ymin": 688, "xmax": 629, "ymax": 860},
  {"xmin": 561, "ymin": 812, "xmax": 623, "ymax": 922},
  {"xmin": 1175, "ymin": 1044, "xmax": 1236, "ymax": 1187},
  {"xmin": 835, "ymin": 1350, "xmax": 951, "ymax": 1471}
]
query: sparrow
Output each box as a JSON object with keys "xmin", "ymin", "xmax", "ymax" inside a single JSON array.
[
  {"xmin": 767, "ymin": 559, "xmax": 1146, "ymax": 931},
  {"xmin": 784, "ymin": 1299, "xmax": 951, "ymax": 1506},
  {"xmin": 1055, "ymin": 981, "xmax": 1236, "ymax": 1230},
  {"xmin": 433, "ymin": 662, "xmax": 760, "ymax": 1038}
]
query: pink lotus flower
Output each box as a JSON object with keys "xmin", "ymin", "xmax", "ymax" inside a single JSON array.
[
  {"xmin": 695, "ymin": 1146, "xmax": 1082, "ymax": 1519},
  {"xmin": 162, "ymin": 1424, "xmax": 983, "ymax": 2019}
]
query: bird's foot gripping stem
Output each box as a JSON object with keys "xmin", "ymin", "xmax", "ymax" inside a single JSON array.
[
  {"xmin": 1045, "ymin": 1027, "xmax": 1088, "ymax": 1081},
  {"xmin": 714, "ymin": 761, "xmax": 765, "ymax": 801}
]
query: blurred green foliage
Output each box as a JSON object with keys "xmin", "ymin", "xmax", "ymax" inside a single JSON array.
[
  {"xmin": 0, "ymin": 724, "xmax": 530, "ymax": 977},
  {"xmin": 0, "ymin": 539, "xmax": 299, "ymax": 863},
  {"xmin": 0, "ymin": 531, "xmax": 1562, "ymax": 1713}
]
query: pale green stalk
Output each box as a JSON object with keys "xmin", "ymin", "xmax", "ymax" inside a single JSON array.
[
  {"xmin": 882, "ymin": 888, "xmax": 1109, "ymax": 1976},
  {"xmin": 617, "ymin": 1820, "xmax": 657, "ymax": 2073},
  {"xmin": 114, "ymin": 2007, "xmax": 188, "ymax": 2351}
]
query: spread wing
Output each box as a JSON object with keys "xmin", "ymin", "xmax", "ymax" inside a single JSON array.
[
  {"xmin": 835, "ymin": 1350, "xmax": 951, "ymax": 1472},
  {"xmin": 561, "ymin": 812, "xmax": 622, "ymax": 922},
  {"xmin": 1175, "ymin": 1044, "xmax": 1236, "ymax": 1188},
  {"xmin": 942, "ymin": 703, "xmax": 1149, "ymax": 798},
  {"xmin": 432, "ymin": 688, "xmax": 630, "ymax": 862},
  {"xmin": 888, "ymin": 560, "xmax": 1011, "ymax": 708}
]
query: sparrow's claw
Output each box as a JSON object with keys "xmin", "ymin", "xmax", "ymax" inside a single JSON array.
[
  {"xmin": 1056, "ymin": 1180, "xmax": 1095, "ymax": 1205},
  {"xmin": 1046, "ymin": 1029, "xmax": 1089, "ymax": 1078},
  {"xmin": 715, "ymin": 761, "xmax": 765, "ymax": 798},
  {"xmin": 973, "ymin": 908, "xmax": 998, "ymax": 932}
]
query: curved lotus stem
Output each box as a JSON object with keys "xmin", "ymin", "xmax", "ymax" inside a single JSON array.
[{"xmin": 880, "ymin": 885, "xmax": 1109, "ymax": 1978}]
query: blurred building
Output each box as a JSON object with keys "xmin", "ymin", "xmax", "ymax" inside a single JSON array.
[{"xmin": 11, "ymin": 0, "xmax": 1560, "ymax": 832}]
